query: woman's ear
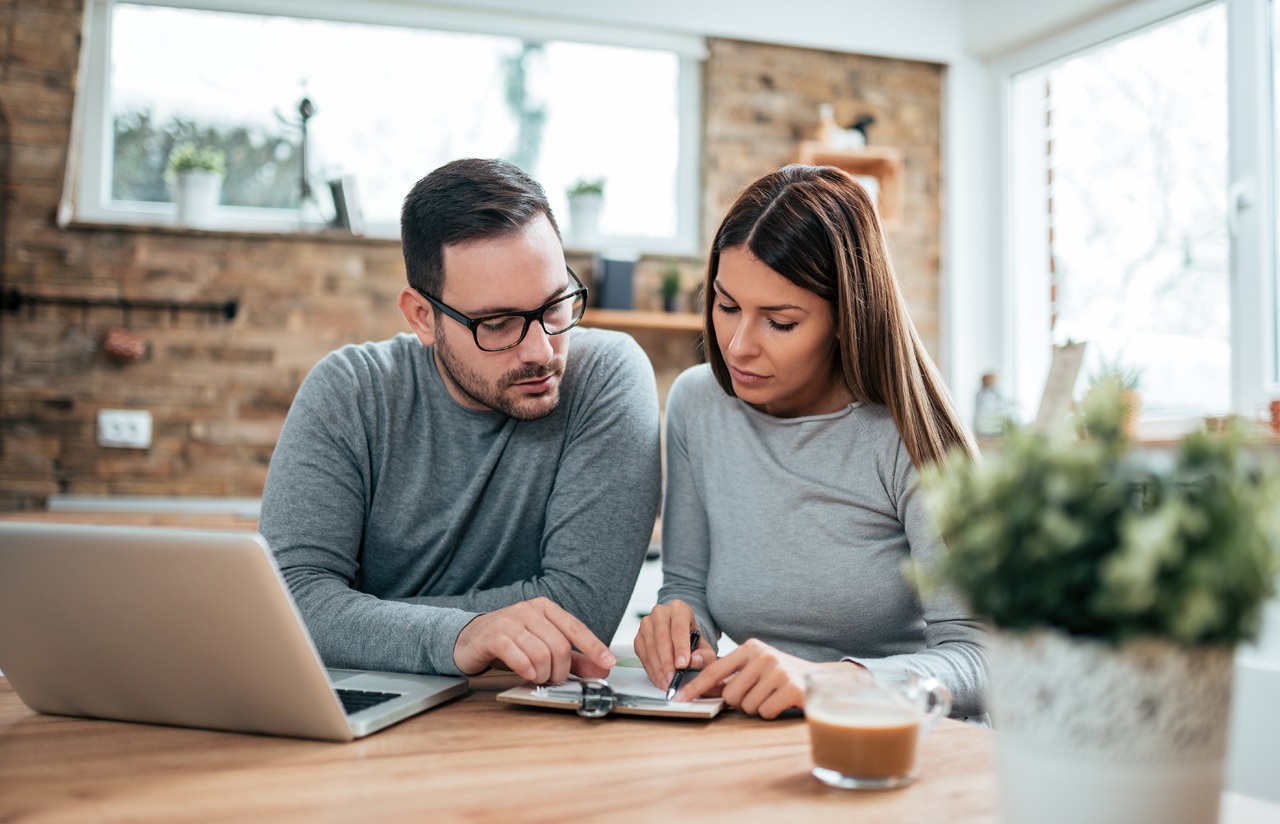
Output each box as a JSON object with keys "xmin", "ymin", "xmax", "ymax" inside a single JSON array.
[{"xmin": 398, "ymin": 287, "xmax": 437, "ymax": 347}]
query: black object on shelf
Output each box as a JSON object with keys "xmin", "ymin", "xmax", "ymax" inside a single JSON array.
[
  {"xmin": 594, "ymin": 255, "xmax": 635, "ymax": 310},
  {"xmin": 4, "ymin": 288, "xmax": 239, "ymax": 322}
]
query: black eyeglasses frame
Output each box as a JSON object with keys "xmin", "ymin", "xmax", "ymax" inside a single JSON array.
[{"xmin": 416, "ymin": 265, "xmax": 588, "ymax": 352}]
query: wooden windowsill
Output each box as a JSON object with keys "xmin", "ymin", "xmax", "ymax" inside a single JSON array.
[{"xmin": 582, "ymin": 308, "xmax": 702, "ymax": 333}]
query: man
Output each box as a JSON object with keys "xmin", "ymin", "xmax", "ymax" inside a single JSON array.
[{"xmin": 259, "ymin": 158, "xmax": 662, "ymax": 685}]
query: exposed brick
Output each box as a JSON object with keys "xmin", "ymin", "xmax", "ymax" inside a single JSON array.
[{"xmin": 0, "ymin": 6, "xmax": 944, "ymax": 511}]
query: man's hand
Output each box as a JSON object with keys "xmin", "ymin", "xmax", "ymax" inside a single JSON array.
[{"xmin": 453, "ymin": 597, "xmax": 615, "ymax": 684}]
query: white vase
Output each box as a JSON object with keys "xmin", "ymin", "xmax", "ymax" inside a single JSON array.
[
  {"xmin": 172, "ymin": 169, "xmax": 223, "ymax": 229},
  {"xmin": 988, "ymin": 629, "xmax": 1235, "ymax": 824},
  {"xmin": 566, "ymin": 193, "xmax": 602, "ymax": 248}
]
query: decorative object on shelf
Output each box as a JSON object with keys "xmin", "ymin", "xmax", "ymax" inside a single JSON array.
[
  {"xmin": 328, "ymin": 176, "xmax": 362, "ymax": 235},
  {"xmin": 166, "ymin": 143, "xmax": 226, "ymax": 229},
  {"xmin": 815, "ymin": 102, "xmax": 876, "ymax": 151},
  {"xmin": 593, "ymin": 253, "xmax": 635, "ymax": 311},
  {"xmin": 922, "ymin": 381, "xmax": 1280, "ymax": 824},
  {"xmin": 795, "ymin": 140, "xmax": 903, "ymax": 228},
  {"xmin": 566, "ymin": 177, "xmax": 604, "ymax": 248},
  {"xmin": 973, "ymin": 370, "xmax": 1007, "ymax": 437},
  {"xmin": 660, "ymin": 258, "xmax": 683, "ymax": 313},
  {"xmin": 276, "ymin": 95, "xmax": 327, "ymax": 229}
]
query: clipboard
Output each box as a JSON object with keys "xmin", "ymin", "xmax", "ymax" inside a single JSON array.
[{"xmin": 496, "ymin": 666, "xmax": 724, "ymax": 719}]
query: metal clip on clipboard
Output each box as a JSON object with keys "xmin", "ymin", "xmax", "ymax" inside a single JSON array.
[{"xmin": 575, "ymin": 677, "xmax": 674, "ymax": 718}]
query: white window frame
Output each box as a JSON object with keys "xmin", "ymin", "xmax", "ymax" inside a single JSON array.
[
  {"xmin": 991, "ymin": 0, "xmax": 1276, "ymax": 422},
  {"xmin": 62, "ymin": 0, "xmax": 707, "ymax": 255}
]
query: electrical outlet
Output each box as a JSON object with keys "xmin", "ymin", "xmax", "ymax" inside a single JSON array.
[{"xmin": 97, "ymin": 409, "xmax": 152, "ymax": 449}]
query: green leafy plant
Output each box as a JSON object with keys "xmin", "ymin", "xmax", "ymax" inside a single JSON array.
[
  {"xmin": 661, "ymin": 258, "xmax": 682, "ymax": 301},
  {"xmin": 566, "ymin": 177, "xmax": 604, "ymax": 198},
  {"xmin": 921, "ymin": 380, "xmax": 1280, "ymax": 646},
  {"xmin": 166, "ymin": 142, "xmax": 226, "ymax": 179},
  {"xmin": 1088, "ymin": 353, "xmax": 1143, "ymax": 392}
]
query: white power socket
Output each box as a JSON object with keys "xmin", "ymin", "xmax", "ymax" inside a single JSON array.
[{"xmin": 98, "ymin": 409, "xmax": 153, "ymax": 449}]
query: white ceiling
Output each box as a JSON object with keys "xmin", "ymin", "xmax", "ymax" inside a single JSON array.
[{"xmin": 406, "ymin": 0, "xmax": 1155, "ymax": 64}]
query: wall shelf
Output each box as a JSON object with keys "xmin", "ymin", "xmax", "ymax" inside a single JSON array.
[
  {"xmin": 796, "ymin": 141, "xmax": 904, "ymax": 228},
  {"xmin": 583, "ymin": 308, "xmax": 702, "ymax": 333}
]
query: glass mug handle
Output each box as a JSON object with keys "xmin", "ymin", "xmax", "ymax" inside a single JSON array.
[{"xmin": 914, "ymin": 676, "xmax": 952, "ymax": 732}]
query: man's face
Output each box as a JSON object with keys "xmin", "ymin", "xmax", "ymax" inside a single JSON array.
[{"xmin": 429, "ymin": 214, "xmax": 572, "ymax": 421}]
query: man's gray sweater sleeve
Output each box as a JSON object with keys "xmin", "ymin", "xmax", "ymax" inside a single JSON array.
[{"xmin": 260, "ymin": 350, "xmax": 475, "ymax": 675}]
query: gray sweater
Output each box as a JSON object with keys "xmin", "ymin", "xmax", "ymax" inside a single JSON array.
[
  {"xmin": 259, "ymin": 329, "xmax": 662, "ymax": 676},
  {"xmin": 658, "ymin": 365, "xmax": 987, "ymax": 716}
]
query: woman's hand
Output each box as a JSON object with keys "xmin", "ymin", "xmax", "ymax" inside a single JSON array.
[
  {"xmin": 672, "ymin": 639, "xmax": 865, "ymax": 719},
  {"xmin": 634, "ymin": 600, "xmax": 716, "ymax": 693}
]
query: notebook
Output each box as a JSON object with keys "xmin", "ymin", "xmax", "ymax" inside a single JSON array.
[
  {"xmin": 0, "ymin": 521, "xmax": 468, "ymax": 742},
  {"xmin": 497, "ymin": 665, "xmax": 724, "ymax": 718}
]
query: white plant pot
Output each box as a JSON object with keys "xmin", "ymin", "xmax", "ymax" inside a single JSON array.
[
  {"xmin": 172, "ymin": 169, "xmax": 223, "ymax": 229},
  {"xmin": 988, "ymin": 629, "xmax": 1235, "ymax": 824},
  {"xmin": 566, "ymin": 193, "xmax": 602, "ymax": 248}
]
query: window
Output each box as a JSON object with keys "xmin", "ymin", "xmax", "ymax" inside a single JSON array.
[
  {"xmin": 1008, "ymin": 4, "xmax": 1230, "ymax": 423},
  {"xmin": 67, "ymin": 0, "xmax": 705, "ymax": 253}
]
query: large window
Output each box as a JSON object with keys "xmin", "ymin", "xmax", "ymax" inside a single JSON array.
[
  {"xmin": 1008, "ymin": 4, "xmax": 1230, "ymax": 423},
  {"xmin": 68, "ymin": 0, "xmax": 705, "ymax": 252}
]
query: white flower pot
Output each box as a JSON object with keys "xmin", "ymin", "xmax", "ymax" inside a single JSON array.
[
  {"xmin": 988, "ymin": 629, "xmax": 1235, "ymax": 824},
  {"xmin": 566, "ymin": 192, "xmax": 602, "ymax": 248},
  {"xmin": 172, "ymin": 169, "xmax": 223, "ymax": 229}
]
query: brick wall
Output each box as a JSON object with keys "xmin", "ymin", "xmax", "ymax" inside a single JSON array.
[{"xmin": 0, "ymin": 4, "xmax": 942, "ymax": 510}]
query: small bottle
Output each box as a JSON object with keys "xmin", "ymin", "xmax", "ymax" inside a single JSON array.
[
  {"xmin": 974, "ymin": 372, "xmax": 1005, "ymax": 437},
  {"xmin": 817, "ymin": 103, "xmax": 838, "ymax": 146}
]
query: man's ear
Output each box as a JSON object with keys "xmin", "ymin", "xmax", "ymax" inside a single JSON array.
[{"xmin": 398, "ymin": 287, "xmax": 437, "ymax": 347}]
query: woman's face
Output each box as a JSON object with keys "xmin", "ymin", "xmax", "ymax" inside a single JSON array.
[{"xmin": 711, "ymin": 246, "xmax": 848, "ymax": 418}]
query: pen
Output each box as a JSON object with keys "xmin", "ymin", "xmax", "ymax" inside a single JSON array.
[{"xmin": 665, "ymin": 629, "xmax": 701, "ymax": 701}]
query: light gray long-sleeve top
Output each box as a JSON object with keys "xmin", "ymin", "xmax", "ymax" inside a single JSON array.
[
  {"xmin": 658, "ymin": 364, "xmax": 987, "ymax": 716},
  {"xmin": 259, "ymin": 329, "xmax": 662, "ymax": 676}
]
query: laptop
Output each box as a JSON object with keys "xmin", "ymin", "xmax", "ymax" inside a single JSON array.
[{"xmin": 0, "ymin": 521, "xmax": 468, "ymax": 742}]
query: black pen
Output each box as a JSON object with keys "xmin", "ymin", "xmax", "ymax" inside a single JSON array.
[{"xmin": 665, "ymin": 629, "xmax": 701, "ymax": 701}]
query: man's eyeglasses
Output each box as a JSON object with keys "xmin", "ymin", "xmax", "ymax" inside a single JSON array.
[{"xmin": 417, "ymin": 266, "xmax": 588, "ymax": 352}]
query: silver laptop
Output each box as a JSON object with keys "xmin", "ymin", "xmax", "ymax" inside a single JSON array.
[{"xmin": 0, "ymin": 522, "xmax": 468, "ymax": 742}]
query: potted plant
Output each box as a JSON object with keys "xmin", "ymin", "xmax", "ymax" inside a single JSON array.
[
  {"xmin": 565, "ymin": 177, "xmax": 604, "ymax": 248},
  {"xmin": 166, "ymin": 142, "xmax": 226, "ymax": 228},
  {"xmin": 660, "ymin": 258, "xmax": 683, "ymax": 313},
  {"xmin": 1084, "ymin": 354, "xmax": 1144, "ymax": 437},
  {"xmin": 921, "ymin": 381, "xmax": 1280, "ymax": 824}
]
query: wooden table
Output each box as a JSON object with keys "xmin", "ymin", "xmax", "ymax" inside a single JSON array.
[
  {"xmin": 2, "ymin": 674, "xmax": 1276, "ymax": 824},
  {"xmin": 0, "ymin": 672, "xmax": 986, "ymax": 823},
  {"xmin": 2, "ymin": 512, "xmax": 1276, "ymax": 822}
]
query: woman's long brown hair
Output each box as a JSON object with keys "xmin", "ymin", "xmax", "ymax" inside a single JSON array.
[{"xmin": 702, "ymin": 164, "xmax": 976, "ymax": 467}]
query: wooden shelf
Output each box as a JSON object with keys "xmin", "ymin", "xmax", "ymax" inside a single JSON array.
[
  {"xmin": 582, "ymin": 308, "xmax": 702, "ymax": 333},
  {"xmin": 796, "ymin": 141, "xmax": 904, "ymax": 228}
]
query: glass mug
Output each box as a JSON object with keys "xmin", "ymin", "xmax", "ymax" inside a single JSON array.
[{"xmin": 805, "ymin": 668, "xmax": 951, "ymax": 790}]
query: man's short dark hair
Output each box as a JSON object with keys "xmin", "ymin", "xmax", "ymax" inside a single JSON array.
[{"xmin": 400, "ymin": 158, "xmax": 560, "ymax": 296}]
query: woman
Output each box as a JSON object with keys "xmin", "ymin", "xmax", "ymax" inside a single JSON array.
[{"xmin": 634, "ymin": 164, "xmax": 986, "ymax": 719}]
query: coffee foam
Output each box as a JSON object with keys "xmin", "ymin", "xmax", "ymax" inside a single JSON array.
[{"xmin": 806, "ymin": 702, "xmax": 921, "ymax": 728}]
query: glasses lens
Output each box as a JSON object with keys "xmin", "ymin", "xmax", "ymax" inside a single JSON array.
[
  {"xmin": 472, "ymin": 289, "xmax": 586, "ymax": 351},
  {"xmin": 475, "ymin": 315, "xmax": 527, "ymax": 351},
  {"xmin": 541, "ymin": 291, "xmax": 586, "ymax": 335}
]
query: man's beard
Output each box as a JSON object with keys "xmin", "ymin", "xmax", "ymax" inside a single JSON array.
[{"xmin": 433, "ymin": 328, "xmax": 566, "ymax": 421}]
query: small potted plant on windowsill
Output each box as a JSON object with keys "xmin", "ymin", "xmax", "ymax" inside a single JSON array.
[
  {"xmin": 660, "ymin": 258, "xmax": 683, "ymax": 313},
  {"xmin": 566, "ymin": 177, "xmax": 604, "ymax": 248},
  {"xmin": 1084, "ymin": 355, "xmax": 1144, "ymax": 438},
  {"xmin": 921, "ymin": 381, "xmax": 1280, "ymax": 824},
  {"xmin": 166, "ymin": 143, "xmax": 226, "ymax": 229}
]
